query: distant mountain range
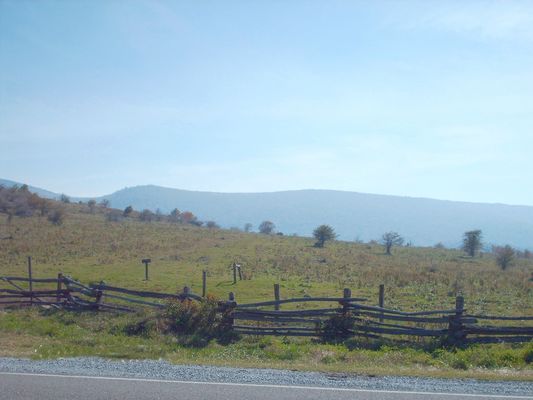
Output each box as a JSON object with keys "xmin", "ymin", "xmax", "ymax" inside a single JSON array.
[{"xmin": 2, "ymin": 178, "xmax": 532, "ymax": 249}]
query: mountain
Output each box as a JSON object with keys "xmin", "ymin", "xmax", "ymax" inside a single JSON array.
[
  {"xmin": 99, "ymin": 185, "xmax": 533, "ymax": 249},
  {"xmin": 2, "ymin": 179, "xmax": 532, "ymax": 249}
]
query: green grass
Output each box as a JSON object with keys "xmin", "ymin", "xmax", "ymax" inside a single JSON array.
[
  {"xmin": 1, "ymin": 308, "xmax": 532, "ymax": 380},
  {"xmin": 0, "ymin": 204, "xmax": 532, "ymax": 379}
]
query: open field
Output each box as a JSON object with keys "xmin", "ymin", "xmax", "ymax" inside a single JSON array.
[{"xmin": 1, "ymin": 204, "xmax": 532, "ymax": 379}]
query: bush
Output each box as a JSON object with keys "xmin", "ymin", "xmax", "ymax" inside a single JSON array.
[
  {"xmin": 123, "ymin": 318, "xmax": 157, "ymax": 338},
  {"xmin": 206, "ymin": 221, "xmax": 219, "ymax": 229},
  {"xmin": 47, "ymin": 208, "xmax": 65, "ymax": 225},
  {"xmin": 106, "ymin": 209, "xmax": 123, "ymax": 222},
  {"xmin": 320, "ymin": 313, "xmax": 355, "ymax": 343},
  {"xmin": 163, "ymin": 295, "xmax": 235, "ymax": 346},
  {"xmin": 123, "ymin": 206, "xmax": 133, "ymax": 217}
]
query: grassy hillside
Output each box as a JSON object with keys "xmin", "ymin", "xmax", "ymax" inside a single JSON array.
[
  {"xmin": 1, "ymin": 203, "xmax": 533, "ymax": 380},
  {"xmin": 1, "ymin": 202, "xmax": 532, "ymax": 314}
]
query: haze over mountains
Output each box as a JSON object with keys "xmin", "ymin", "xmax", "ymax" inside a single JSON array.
[{"xmin": 2, "ymin": 178, "xmax": 532, "ymax": 249}]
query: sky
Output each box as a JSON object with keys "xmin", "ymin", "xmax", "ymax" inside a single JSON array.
[{"xmin": 1, "ymin": 0, "xmax": 532, "ymax": 205}]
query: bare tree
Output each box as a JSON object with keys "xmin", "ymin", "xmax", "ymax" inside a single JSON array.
[
  {"xmin": 244, "ymin": 223, "xmax": 253, "ymax": 232},
  {"xmin": 494, "ymin": 245, "xmax": 515, "ymax": 270},
  {"xmin": 381, "ymin": 231, "xmax": 404, "ymax": 255}
]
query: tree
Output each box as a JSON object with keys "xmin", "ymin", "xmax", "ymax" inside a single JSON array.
[
  {"xmin": 462, "ymin": 230, "xmax": 482, "ymax": 257},
  {"xmin": 381, "ymin": 231, "xmax": 404, "ymax": 255},
  {"xmin": 244, "ymin": 223, "xmax": 253, "ymax": 233},
  {"xmin": 139, "ymin": 209, "xmax": 154, "ymax": 222},
  {"xmin": 206, "ymin": 220, "xmax": 219, "ymax": 229},
  {"xmin": 87, "ymin": 199, "xmax": 97, "ymax": 214},
  {"xmin": 99, "ymin": 199, "xmax": 110, "ymax": 208},
  {"xmin": 180, "ymin": 211, "xmax": 197, "ymax": 224},
  {"xmin": 123, "ymin": 205, "xmax": 133, "ymax": 217},
  {"xmin": 169, "ymin": 208, "xmax": 181, "ymax": 223},
  {"xmin": 494, "ymin": 245, "xmax": 515, "ymax": 270},
  {"xmin": 258, "ymin": 220, "xmax": 275, "ymax": 234},
  {"xmin": 313, "ymin": 224, "xmax": 337, "ymax": 248},
  {"xmin": 60, "ymin": 194, "xmax": 70, "ymax": 203}
]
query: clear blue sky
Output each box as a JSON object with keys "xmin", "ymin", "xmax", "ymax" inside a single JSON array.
[{"xmin": 1, "ymin": 0, "xmax": 532, "ymax": 205}]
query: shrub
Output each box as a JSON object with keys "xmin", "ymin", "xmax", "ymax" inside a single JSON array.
[
  {"xmin": 163, "ymin": 295, "xmax": 234, "ymax": 346},
  {"xmin": 47, "ymin": 208, "xmax": 65, "ymax": 225},
  {"xmin": 320, "ymin": 313, "xmax": 355, "ymax": 343},
  {"xmin": 123, "ymin": 318, "xmax": 157, "ymax": 338},
  {"xmin": 123, "ymin": 205, "xmax": 133, "ymax": 217},
  {"xmin": 493, "ymin": 245, "xmax": 515, "ymax": 270},
  {"xmin": 87, "ymin": 199, "xmax": 97, "ymax": 214},
  {"xmin": 524, "ymin": 346, "xmax": 533, "ymax": 364},
  {"xmin": 206, "ymin": 220, "xmax": 219, "ymax": 229},
  {"xmin": 106, "ymin": 209, "xmax": 123, "ymax": 222},
  {"xmin": 139, "ymin": 209, "xmax": 154, "ymax": 222}
]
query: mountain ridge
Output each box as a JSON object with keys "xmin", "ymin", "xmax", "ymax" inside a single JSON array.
[{"xmin": 2, "ymin": 179, "xmax": 532, "ymax": 249}]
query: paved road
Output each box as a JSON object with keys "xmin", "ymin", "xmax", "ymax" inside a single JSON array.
[{"xmin": 1, "ymin": 372, "xmax": 532, "ymax": 400}]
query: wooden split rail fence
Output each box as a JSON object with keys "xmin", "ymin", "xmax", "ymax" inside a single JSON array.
[{"xmin": 1, "ymin": 274, "xmax": 532, "ymax": 345}]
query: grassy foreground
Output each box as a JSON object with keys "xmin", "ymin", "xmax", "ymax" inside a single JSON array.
[
  {"xmin": 1, "ymin": 308, "xmax": 532, "ymax": 380},
  {"xmin": 1, "ymin": 203, "xmax": 532, "ymax": 380}
]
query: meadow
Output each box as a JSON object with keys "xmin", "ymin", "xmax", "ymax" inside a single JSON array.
[{"xmin": 1, "ymin": 203, "xmax": 532, "ymax": 379}]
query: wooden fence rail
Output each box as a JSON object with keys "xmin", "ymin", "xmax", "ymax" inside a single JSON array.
[{"xmin": 1, "ymin": 274, "xmax": 532, "ymax": 345}]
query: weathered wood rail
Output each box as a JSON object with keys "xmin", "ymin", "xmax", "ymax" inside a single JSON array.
[{"xmin": 1, "ymin": 274, "xmax": 532, "ymax": 345}]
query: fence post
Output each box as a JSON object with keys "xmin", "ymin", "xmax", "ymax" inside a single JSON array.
[
  {"xmin": 238, "ymin": 265, "xmax": 243, "ymax": 281},
  {"xmin": 342, "ymin": 288, "xmax": 351, "ymax": 315},
  {"xmin": 233, "ymin": 263, "xmax": 237, "ymax": 284},
  {"xmin": 274, "ymin": 283, "xmax": 280, "ymax": 311},
  {"xmin": 94, "ymin": 280, "xmax": 104, "ymax": 310},
  {"xmin": 379, "ymin": 284, "xmax": 385, "ymax": 323},
  {"xmin": 57, "ymin": 273, "xmax": 63, "ymax": 303},
  {"xmin": 448, "ymin": 296, "xmax": 465, "ymax": 346},
  {"xmin": 95, "ymin": 290, "xmax": 103, "ymax": 310},
  {"xmin": 202, "ymin": 270, "xmax": 207, "ymax": 297},
  {"xmin": 27, "ymin": 256, "xmax": 33, "ymax": 306},
  {"xmin": 227, "ymin": 292, "xmax": 236, "ymax": 330},
  {"xmin": 183, "ymin": 286, "xmax": 190, "ymax": 300}
]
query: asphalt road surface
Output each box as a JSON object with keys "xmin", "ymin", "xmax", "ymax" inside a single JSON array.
[{"xmin": 1, "ymin": 372, "xmax": 532, "ymax": 400}]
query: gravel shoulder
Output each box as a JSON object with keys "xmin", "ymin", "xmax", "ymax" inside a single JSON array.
[{"xmin": 0, "ymin": 357, "xmax": 532, "ymax": 397}]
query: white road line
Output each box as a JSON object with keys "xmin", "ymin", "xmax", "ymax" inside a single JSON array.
[{"xmin": 0, "ymin": 372, "xmax": 531, "ymax": 399}]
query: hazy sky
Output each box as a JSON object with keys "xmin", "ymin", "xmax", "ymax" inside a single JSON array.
[{"xmin": 1, "ymin": 0, "xmax": 532, "ymax": 205}]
